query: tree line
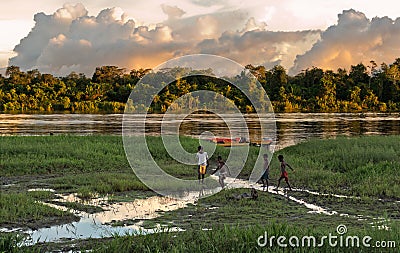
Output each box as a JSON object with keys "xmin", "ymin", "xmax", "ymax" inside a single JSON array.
[{"xmin": 0, "ymin": 59, "xmax": 399, "ymax": 113}]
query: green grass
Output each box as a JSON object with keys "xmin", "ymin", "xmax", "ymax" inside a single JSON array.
[
  {"xmin": 1, "ymin": 135, "xmax": 400, "ymax": 252},
  {"xmin": 0, "ymin": 136, "xmax": 128, "ymax": 176},
  {"xmin": 1, "ymin": 135, "xmax": 399, "ymax": 198},
  {"xmin": 26, "ymin": 190, "xmax": 55, "ymax": 200},
  {"xmin": 89, "ymin": 221, "xmax": 400, "ymax": 253},
  {"xmin": 4, "ymin": 222, "xmax": 399, "ymax": 252},
  {"xmin": 263, "ymin": 135, "xmax": 400, "ymax": 198},
  {"xmin": 1, "ymin": 135, "xmax": 400, "ymax": 225},
  {"xmin": 0, "ymin": 233, "xmax": 29, "ymax": 253},
  {"xmin": 48, "ymin": 172, "xmax": 149, "ymax": 194},
  {"xmin": 0, "ymin": 193, "xmax": 74, "ymax": 225},
  {"xmin": 0, "ymin": 135, "xmax": 232, "ymax": 182}
]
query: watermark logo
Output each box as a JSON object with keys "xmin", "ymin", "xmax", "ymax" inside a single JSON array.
[
  {"xmin": 257, "ymin": 224, "xmax": 397, "ymax": 249},
  {"xmin": 336, "ymin": 224, "xmax": 347, "ymax": 235},
  {"xmin": 122, "ymin": 54, "xmax": 276, "ymax": 199}
]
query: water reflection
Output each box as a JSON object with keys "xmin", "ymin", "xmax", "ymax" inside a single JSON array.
[
  {"xmin": 0, "ymin": 113, "xmax": 399, "ymax": 149},
  {"xmin": 27, "ymin": 194, "xmax": 189, "ymax": 244},
  {"xmin": 274, "ymin": 113, "xmax": 400, "ymax": 149}
]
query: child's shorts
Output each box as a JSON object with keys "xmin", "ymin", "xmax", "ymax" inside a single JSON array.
[
  {"xmin": 199, "ymin": 165, "xmax": 207, "ymax": 175},
  {"xmin": 261, "ymin": 171, "xmax": 269, "ymax": 180},
  {"xmin": 219, "ymin": 172, "xmax": 227, "ymax": 180}
]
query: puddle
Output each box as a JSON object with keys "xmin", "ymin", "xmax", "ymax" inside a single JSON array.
[
  {"xmin": 370, "ymin": 224, "xmax": 391, "ymax": 231},
  {"xmin": 3, "ymin": 177, "xmax": 392, "ymax": 245},
  {"xmin": 16, "ymin": 195, "xmax": 191, "ymax": 244},
  {"xmin": 25, "ymin": 222, "xmax": 183, "ymax": 245},
  {"xmin": 1, "ymin": 183, "xmax": 16, "ymax": 187},
  {"xmin": 2, "ymin": 186, "xmax": 217, "ymax": 244},
  {"xmin": 291, "ymin": 188, "xmax": 357, "ymax": 199},
  {"xmin": 0, "ymin": 227, "xmax": 23, "ymax": 233},
  {"xmin": 28, "ymin": 188, "xmax": 56, "ymax": 192},
  {"xmin": 286, "ymin": 195, "xmax": 337, "ymax": 216},
  {"xmin": 78, "ymin": 196, "xmax": 191, "ymax": 223},
  {"xmin": 41, "ymin": 202, "xmax": 86, "ymax": 216},
  {"xmin": 54, "ymin": 193, "xmax": 109, "ymax": 207},
  {"xmin": 208, "ymin": 206, "xmax": 219, "ymax": 210}
]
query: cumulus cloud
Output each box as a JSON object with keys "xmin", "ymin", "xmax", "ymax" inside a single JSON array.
[
  {"xmin": 195, "ymin": 29, "xmax": 320, "ymax": 70},
  {"xmin": 291, "ymin": 9, "xmax": 400, "ymax": 74},
  {"xmin": 9, "ymin": 3, "xmax": 321, "ymax": 76}
]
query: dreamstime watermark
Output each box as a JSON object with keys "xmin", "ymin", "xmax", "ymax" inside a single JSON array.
[
  {"xmin": 257, "ymin": 224, "xmax": 397, "ymax": 249},
  {"xmin": 122, "ymin": 54, "xmax": 277, "ymax": 199}
]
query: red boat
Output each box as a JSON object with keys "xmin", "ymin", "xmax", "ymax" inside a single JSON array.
[
  {"xmin": 208, "ymin": 137, "xmax": 248, "ymax": 147},
  {"xmin": 203, "ymin": 136, "xmax": 273, "ymax": 147}
]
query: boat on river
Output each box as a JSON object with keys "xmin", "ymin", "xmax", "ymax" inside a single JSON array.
[{"xmin": 205, "ymin": 137, "xmax": 273, "ymax": 147}]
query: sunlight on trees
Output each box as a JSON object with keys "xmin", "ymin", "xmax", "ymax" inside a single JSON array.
[{"xmin": 1, "ymin": 59, "xmax": 400, "ymax": 113}]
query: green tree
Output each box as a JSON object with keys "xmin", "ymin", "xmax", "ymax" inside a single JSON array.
[{"xmin": 316, "ymin": 71, "xmax": 337, "ymax": 111}]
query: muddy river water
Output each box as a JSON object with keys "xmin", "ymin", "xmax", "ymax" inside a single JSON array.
[{"xmin": 1, "ymin": 113, "xmax": 399, "ymax": 150}]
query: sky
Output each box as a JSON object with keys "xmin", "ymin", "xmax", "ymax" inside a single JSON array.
[{"xmin": 1, "ymin": 0, "xmax": 400, "ymax": 76}]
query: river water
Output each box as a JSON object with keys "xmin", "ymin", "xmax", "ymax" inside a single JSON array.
[{"xmin": 1, "ymin": 113, "xmax": 399, "ymax": 149}]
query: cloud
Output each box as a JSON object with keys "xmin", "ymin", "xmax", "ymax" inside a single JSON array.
[
  {"xmin": 195, "ymin": 29, "xmax": 320, "ymax": 71},
  {"xmin": 9, "ymin": 3, "xmax": 321, "ymax": 76},
  {"xmin": 291, "ymin": 9, "xmax": 400, "ymax": 74},
  {"xmin": 161, "ymin": 4, "xmax": 186, "ymax": 20}
]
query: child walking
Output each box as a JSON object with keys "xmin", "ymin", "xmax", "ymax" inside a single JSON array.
[
  {"xmin": 260, "ymin": 154, "xmax": 270, "ymax": 191},
  {"xmin": 196, "ymin": 146, "xmax": 208, "ymax": 184},
  {"xmin": 276, "ymin": 154, "xmax": 295, "ymax": 191},
  {"xmin": 212, "ymin": 155, "xmax": 231, "ymax": 188}
]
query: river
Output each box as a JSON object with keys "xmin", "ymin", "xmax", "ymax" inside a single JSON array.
[{"xmin": 0, "ymin": 113, "xmax": 399, "ymax": 149}]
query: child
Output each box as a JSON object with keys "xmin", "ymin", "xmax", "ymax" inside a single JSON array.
[
  {"xmin": 212, "ymin": 155, "xmax": 231, "ymax": 188},
  {"xmin": 276, "ymin": 154, "xmax": 295, "ymax": 191},
  {"xmin": 251, "ymin": 187, "xmax": 258, "ymax": 200},
  {"xmin": 260, "ymin": 154, "xmax": 270, "ymax": 191},
  {"xmin": 196, "ymin": 146, "xmax": 208, "ymax": 184}
]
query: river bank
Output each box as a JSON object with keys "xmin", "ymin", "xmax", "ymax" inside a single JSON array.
[{"xmin": 1, "ymin": 135, "xmax": 399, "ymax": 252}]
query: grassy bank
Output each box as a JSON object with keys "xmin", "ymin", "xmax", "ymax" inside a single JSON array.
[
  {"xmin": 1, "ymin": 135, "xmax": 400, "ymax": 224},
  {"xmin": 0, "ymin": 135, "xmax": 232, "ymax": 228},
  {"xmin": 267, "ymin": 135, "xmax": 400, "ymax": 198},
  {"xmin": 0, "ymin": 135, "xmax": 232, "ymax": 178},
  {"xmin": 3, "ymin": 135, "xmax": 399, "ymax": 198},
  {"xmin": 0, "ymin": 136, "xmax": 131, "ymax": 176},
  {"xmin": 0, "ymin": 135, "xmax": 399, "ymax": 252}
]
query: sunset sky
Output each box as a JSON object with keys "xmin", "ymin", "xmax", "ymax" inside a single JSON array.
[{"xmin": 1, "ymin": 0, "xmax": 400, "ymax": 76}]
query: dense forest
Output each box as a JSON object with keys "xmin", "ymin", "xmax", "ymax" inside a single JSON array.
[{"xmin": 0, "ymin": 58, "xmax": 399, "ymax": 113}]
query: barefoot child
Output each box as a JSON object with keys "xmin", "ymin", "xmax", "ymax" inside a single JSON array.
[
  {"xmin": 196, "ymin": 146, "xmax": 208, "ymax": 184},
  {"xmin": 276, "ymin": 154, "xmax": 295, "ymax": 191},
  {"xmin": 212, "ymin": 155, "xmax": 231, "ymax": 188},
  {"xmin": 260, "ymin": 154, "xmax": 270, "ymax": 191}
]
